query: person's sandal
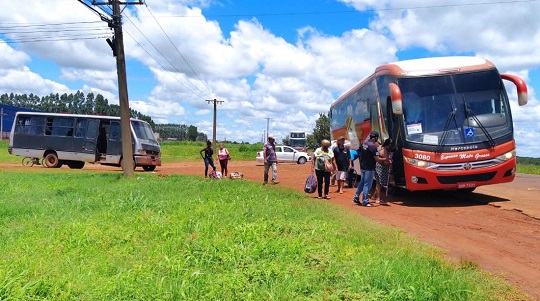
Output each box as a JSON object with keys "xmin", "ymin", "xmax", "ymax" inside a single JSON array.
[{"xmin": 324, "ymin": 195, "xmax": 331, "ymax": 200}]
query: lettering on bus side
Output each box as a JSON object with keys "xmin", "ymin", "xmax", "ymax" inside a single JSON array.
[{"xmin": 439, "ymin": 153, "xmax": 491, "ymax": 161}]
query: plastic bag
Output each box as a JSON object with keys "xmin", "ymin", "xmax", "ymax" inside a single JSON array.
[
  {"xmin": 304, "ymin": 173, "xmax": 317, "ymax": 194},
  {"xmin": 324, "ymin": 160, "xmax": 334, "ymax": 173},
  {"xmin": 209, "ymin": 170, "xmax": 222, "ymax": 179}
]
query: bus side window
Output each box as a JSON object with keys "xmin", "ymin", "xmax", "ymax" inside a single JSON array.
[
  {"xmin": 109, "ymin": 122, "xmax": 120, "ymax": 140},
  {"xmin": 75, "ymin": 119, "xmax": 88, "ymax": 138}
]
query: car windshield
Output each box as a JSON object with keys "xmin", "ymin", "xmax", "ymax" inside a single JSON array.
[
  {"xmin": 131, "ymin": 121, "xmax": 157, "ymax": 143},
  {"xmin": 398, "ymin": 70, "xmax": 512, "ymax": 146}
]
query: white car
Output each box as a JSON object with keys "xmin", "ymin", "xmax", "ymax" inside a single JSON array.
[{"xmin": 256, "ymin": 145, "xmax": 312, "ymax": 164}]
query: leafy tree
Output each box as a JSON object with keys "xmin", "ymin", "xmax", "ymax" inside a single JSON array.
[
  {"xmin": 282, "ymin": 135, "xmax": 290, "ymax": 146},
  {"xmin": 187, "ymin": 125, "xmax": 198, "ymax": 141},
  {"xmin": 307, "ymin": 113, "xmax": 330, "ymax": 149},
  {"xmin": 94, "ymin": 94, "xmax": 109, "ymax": 115},
  {"xmin": 196, "ymin": 132, "xmax": 208, "ymax": 142},
  {"xmin": 0, "ymin": 92, "xmax": 205, "ymax": 138}
]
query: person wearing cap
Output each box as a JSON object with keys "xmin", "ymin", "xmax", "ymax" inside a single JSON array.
[
  {"xmin": 263, "ymin": 134, "xmax": 279, "ymax": 185},
  {"xmin": 332, "ymin": 136, "xmax": 352, "ymax": 194},
  {"xmin": 352, "ymin": 131, "xmax": 387, "ymax": 207}
]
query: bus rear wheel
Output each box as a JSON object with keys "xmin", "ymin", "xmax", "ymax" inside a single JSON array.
[
  {"xmin": 67, "ymin": 161, "xmax": 85, "ymax": 169},
  {"xmin": 44, "ymin": 153, "xmax": 61, "ymax": 168},
  {"xmin": 142, "ymin": 165, "xmax": 156, "ymax": 172}
]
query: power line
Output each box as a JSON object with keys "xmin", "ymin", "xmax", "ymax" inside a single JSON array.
[
  {"xmin": 122, "ymin": 13, "xmax": 213, "ymax": 99},
  {"xmin": 1, "ymin": 27, "xmax": 109, "ymax": 35},
  {"xmin": 122, "ymin": 29, "xmax": 209, "ymax": 100},
  {"xmin": 144, "ymin": 4, "xmax": 214, "ymax": 96},
  {"xmin": 148, "ymin": 0, "xmax": 540, "ymax": 19},
  {"xmin": 0, "ymin": 36, "xmax": 107, "ymax": 44},
  {"xmin": 0, "ymin": 21, "xmax": 103, "ymax": 28}
]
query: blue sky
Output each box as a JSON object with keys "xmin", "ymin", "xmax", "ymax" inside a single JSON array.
[{"xmin": 1, "ymin": 0, "xmax": 539, "ymax": 157}]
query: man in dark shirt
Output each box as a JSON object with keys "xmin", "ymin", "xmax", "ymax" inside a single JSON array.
[
  {"xmin": 332, "ymin": 136, "xmax": 351, "ymax": 194},
  {"xmin": 352, "ymin": 131, "xmax": 387, "ymax": 206}
]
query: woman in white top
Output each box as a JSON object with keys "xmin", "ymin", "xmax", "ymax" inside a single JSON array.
[{"xmin": 217, "ymin": 142, "xmax": 230, "ymax": 176}]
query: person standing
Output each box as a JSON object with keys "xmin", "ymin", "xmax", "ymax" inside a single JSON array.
[
  {"xmin": 372, "ymin": 138, "xmax": 393, "ymax": 204},
  {"xmin": 263, "ymin": 135, "xmax": 279, "ymax": 185},
  {"xmin": 312, "ymin": 139, "xmax": 335, "ymax": 199},
  {"xmin": 332, "ymin": 136, "xmax": 351, "ymax": 194},
  {"xmin": 217, "ymin": 142, "xmax": 230, "ymax": 177},
  {"xmin": 199, "ymin": 140, "xmax": 216, "ymax": 178},
  {"xmin": 352, "ymin": 131, "xmax": 386, "ymax": 207}
]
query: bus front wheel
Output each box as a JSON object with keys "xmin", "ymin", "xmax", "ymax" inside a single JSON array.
[
  {"xmin": 44, "ymin": 153, "xmax": 61, "ymax": 168},
  {"xmin": 142, "ymin": 165, "xmax": 156, "ymax": 172}
]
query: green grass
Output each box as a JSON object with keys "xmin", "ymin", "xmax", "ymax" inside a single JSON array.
[
  {"xmin": 159, "ymin": 141, "xmax": 263, "ymax": 162},
  {"xmin": 516, "ymin": 163, "xmax": 540, "ymax": 175},
  {"xmin": 0, "ymin": 171, "xmax": 525, "ymax": 300}
]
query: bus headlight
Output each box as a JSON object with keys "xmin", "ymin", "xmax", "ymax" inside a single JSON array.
[
  {"xmin": 135, "ymin": 148, "xmax": 146, "ymax": 155},
  {"xmin": 404, "ymin": 157, "xmax": 435, "ymax": 169},
  {"xmin": 496, "ymin": 150, "xmax": 516, "ymax": 161}
]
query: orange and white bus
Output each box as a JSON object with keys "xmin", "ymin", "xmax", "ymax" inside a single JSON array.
[{"xmin": 330, "ymin": 56, "xmax": 527, "ymax": 192}]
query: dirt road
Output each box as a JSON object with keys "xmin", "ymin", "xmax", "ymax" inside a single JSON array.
[{"xmin": 3, "ymin": 160, "xmax": 539, "ymax": 299}]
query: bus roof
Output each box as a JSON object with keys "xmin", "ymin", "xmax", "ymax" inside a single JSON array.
[
  {"xmin": 333, "ymin": 56, "xmax": 496, "ymax": 105},
  {"xmin": 376, "ymin": 56, "xmax": 494, "ymax": 77},
  {"xmin": 15, "ymin": 111, "xmax": 148, "ymax": 123}
]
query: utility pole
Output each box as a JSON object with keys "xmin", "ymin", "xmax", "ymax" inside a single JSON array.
[
  {"xmin": 265, "ymin": 117, "xmax": 270, "ymax": 139},
  {"xmin": 206, "ymin": 98, "xmax": 224, "ymax": 152},
  {"xmin": 89, "ymin": 0, "xmax": 145, "ymax": 177}
]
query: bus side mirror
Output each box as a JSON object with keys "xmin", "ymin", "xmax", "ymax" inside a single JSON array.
[
  {"xmin": 501, "ymin": 73, "xmax": 528, "ymax": 106},
  {"xmin": 389, "ymin": 83, "xmax": 403, "ymax": 115}
]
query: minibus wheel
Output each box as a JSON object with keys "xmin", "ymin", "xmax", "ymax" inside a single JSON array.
[
  {"xmin": 44, "ymin": 153, "xmax": 61, "ymax": 168},
  {"xmin": 142, "ymin": 165, "xmax": 156, "ymax": 171},
  {"xmin": 67, "ymin": 161, "xmax": 85, "ymax": 169}
]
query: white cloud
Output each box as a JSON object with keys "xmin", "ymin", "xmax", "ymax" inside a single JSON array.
[
  {"xmin": 0, "ymin": 42, "xmax": 30, "ymax": 68},
  {"xmin": 0, "ymin": 67, "xmax": 70, "ymax": 96}
]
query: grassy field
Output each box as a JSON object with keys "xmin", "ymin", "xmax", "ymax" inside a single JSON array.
[
  {"xmin": 0, "ymin": 171, "xmax": 525, "ymax": 300},
  {"xmin": 159, "ymin": 141, "xmax": 263, "ymax": 162}
]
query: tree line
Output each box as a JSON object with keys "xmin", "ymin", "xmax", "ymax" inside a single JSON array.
[
  {"xmin": 0, "ymin": 92, "xmax": 208, "ymax": 141},
  {"xmin": 153, "ymin": 124, "xmax": 207, "ymax": 141}
]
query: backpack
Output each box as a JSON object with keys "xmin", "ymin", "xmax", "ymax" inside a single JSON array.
[
  {"xmin": 304, "ymin": 173, "xmax": 317, "ymax": 194},
  {"xmin": 209, "ymin": 170, "xmax": 222, "ymax": 179}
]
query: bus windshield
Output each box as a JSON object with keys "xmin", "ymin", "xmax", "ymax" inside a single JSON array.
[
  {"xmin": 398, "ymin": 70, "xmax": 512, "ymax": 146},
  {"xmin": 131, "ymin": 121, "xmax": 157, "ymax": 143},
  {"xmin": 290, "ymin": 139, "xmax": 305, "ymax": 147}
]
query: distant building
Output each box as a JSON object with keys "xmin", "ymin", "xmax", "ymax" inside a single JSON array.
[{"xmin": 0, "ymin": 104, "xmax": 39, "ymax": 139}]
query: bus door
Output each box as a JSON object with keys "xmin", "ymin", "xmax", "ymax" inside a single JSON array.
[
  {"xmin": 82, "ymin": 119, "xmax": 100, "ymax": 156},
  {"xmin": 386, "ymin": 96, "xmax": 405, "ymax": 186},
  {"xmin": 106, "ymin": 121, "xmax": 122, "ymax": 157}
]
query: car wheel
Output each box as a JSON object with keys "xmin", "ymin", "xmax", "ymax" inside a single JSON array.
[{"xmin": 297, "ymin": 157, "xmax": 307, "ymax": 164}]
